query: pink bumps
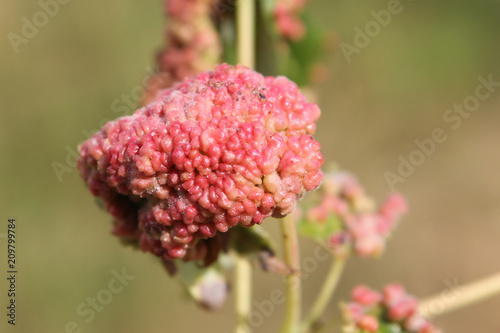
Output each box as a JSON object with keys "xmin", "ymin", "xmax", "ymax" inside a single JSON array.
[
  {"xmin": 307, "ymin": 171, "xmax": 407, "ymax": 257},
  {"xmin": 274, "ymin": 0, "xmax": 309, "ymax": 41},
  {"xmin": 343, "ymin": 284, "xmax": 442, "ymax": 333},
  {"xmin": 78, "ymin": 64, "xmax": 324, "ymax": 262},
  {"xmin": 142, "ymin": 0, "xmax": 222, "ymax": 105}
]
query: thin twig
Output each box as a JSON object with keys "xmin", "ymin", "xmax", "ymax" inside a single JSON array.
[
  {"xmin": 237, "ymin": 0, "xmax": 255, "ymax": 68},
  {"xmin": 234, "ymin": 1, "xmax": 255, "ymax": 332},
  {"xmin": 419, "ymin": 272, "xmax": 500, "ymax": 318},
  {"xmin": 300, "ymin": 258, "xmax": 346, "ymax": 333},
  {"xmin": 280, "ymin": 216, "xmax": 302, "ymax": 333},
  {"xmin": 235, "ymin": 255, "xmax": 253, "ymax": 333}
]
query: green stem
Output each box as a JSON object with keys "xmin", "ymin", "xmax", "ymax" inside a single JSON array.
[
  {"xmin": 237, "ymin": 0, "xmax": 255, "ymax": 68},
  {"xmin": 235, "ymin": 2, "xmax": 255, "ymax": 333},
  {"xmin": 280, "ymin": 216, "xmax": 301, "ymax": 333},
  {"xmin": 300, "ymin": 257, "xmax": 346, "ymax": 333},
  {"xmin": 235, "ymin": 254, "xmax": 252, "ymax": 333},
  {"xmin": 419, "ymin": 272, "xmax": 500, "ymax": 318}
]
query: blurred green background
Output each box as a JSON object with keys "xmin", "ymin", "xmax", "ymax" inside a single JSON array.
[{"xmin": 1, "ymin": 0, "xmax": 500, "ymax": 332}]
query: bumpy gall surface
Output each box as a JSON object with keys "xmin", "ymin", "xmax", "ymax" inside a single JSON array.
[{"xmin": 79, "ymin": 64, "xmax": 324, "ymax": 262}]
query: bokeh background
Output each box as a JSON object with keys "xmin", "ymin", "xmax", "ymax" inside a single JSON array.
[{"xmin": 1, "ymin": 0, "xmax": 500, "ymax": 332}]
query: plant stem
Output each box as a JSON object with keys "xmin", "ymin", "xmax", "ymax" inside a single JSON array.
[
  {"xmin": 237, "ymin": 0, "xmax": 255, "ymax": 68},
  {"xmin": 235, "ymin": 254, "xmax": 252, "ymax": 333},
  {"xmin": 419, "ymin": 272, "xmax": 500, "ymax": 318},
  {"xmin": 280, "ymin": 216, "xmax": 302, "ymax": 333},
  {"xmin": 300, "ymin": 257, "xmax": 346, "ymax": 333},
  {"xmin": 235, "ymin": 2, "xmax": 255, "ymax": 333}
]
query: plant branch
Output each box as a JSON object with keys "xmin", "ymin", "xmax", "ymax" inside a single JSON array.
[
  {"xmin": 235, "ymin": 1, "xmax": 255, "ymax": 332},
  {"xmin": 280, "ymin": 216, "xmax": 302, "ymax": 333},
  {"xmin": 237, "ymin": 0, "xmax": 255, "ymax": 68},
  {"xmin": 419, "ymin": 272, "xmax": 500, "ymax": 318},
  {"xmin": 235, "ymin": 254, "xmax": 252, "ymax": 333},
  {"xmin": 301, "ymin": 257, "xmax": 346, "ymax": 333}
]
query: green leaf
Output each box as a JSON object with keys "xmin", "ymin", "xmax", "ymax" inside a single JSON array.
[
  {"xmin": 256, "ymin": 0, "xmax": 278, "ymax": 39},
  {"xmin": 257, "ymin": 0, "xmax": 276, "ymax": 17},
  {"xmin": 229, "ymin": 225, "xmax": 276, "ymax": 255},
  {"xmin": 297, "ymin": 214, "xmax": 343, "ymax": 240},
  {"xmin": 376, "ymin": 322, "xmax": 404, "ymax": 333},
  {"xmin": 220, "ymin": 17, "xmax": 237, "ymax": 65},
  {"xmin": 229, "ymin": 225, "xmax": 291, "ymax": 273},
  {"xmin": 280, "ymin": 11, "xmax": 327, "ymax": 86},
  {"xmin": 255, "ymin": 0, "xmax": 280, "ymax": 76}
]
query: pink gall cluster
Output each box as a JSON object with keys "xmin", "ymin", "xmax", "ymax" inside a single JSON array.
[
  {"xmin": 308, "ymin": 171, "xmax": 407, "ymax": 257},
  {"xmin": 342, "ymin": 284, "xmax": 442, "ymax": 333},
  {"xmin": 143, "ymin": 0, "xmax": 222, "ymax": 105},
  {"xmin": 79, "ymin": 64, "xmax": 323, "ymax": 263},
  {"xmin": 274, "ymin": 0, "xmax": 309, "ymax": 41}
]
